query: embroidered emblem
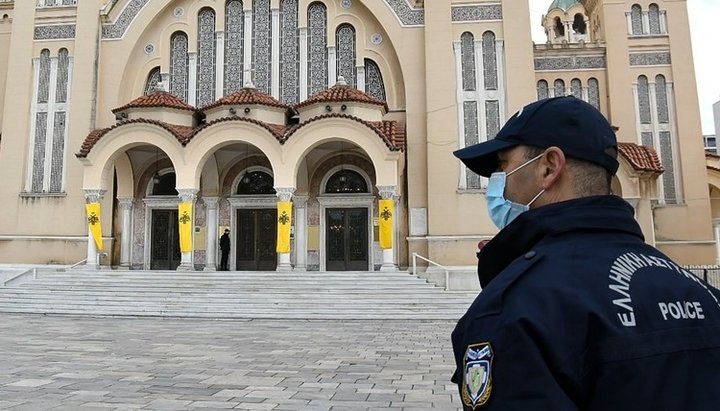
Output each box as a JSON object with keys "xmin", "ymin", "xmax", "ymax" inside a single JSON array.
[
  {"xmin": 278, "ymin": 211, "xmax": 290, "ymax": 225},
  {"xmin": 87, "ymin": 212, "xmax": 99, "ymax": 226},
  {"xmin": 462, "ymin": 342, "xmax": 493, "ymax": 409}
]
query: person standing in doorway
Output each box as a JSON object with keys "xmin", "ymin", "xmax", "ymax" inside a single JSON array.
[{"xmin": 219, "ymin": 229, "xmax": 230, "ymax": 271}]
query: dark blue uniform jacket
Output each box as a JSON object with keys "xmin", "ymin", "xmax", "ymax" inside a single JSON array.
[{"xmin": 451, "ymin": 195, "xmax": 720, "ymax": 410}]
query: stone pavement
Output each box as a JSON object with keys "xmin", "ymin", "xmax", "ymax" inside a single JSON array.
[{"xmin": 0, "ymin": 314, "xmax": 463, "ymax": 410}]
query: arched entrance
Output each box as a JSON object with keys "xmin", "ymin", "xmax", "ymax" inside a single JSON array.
[{"xmin": 233, "ymin": 169, "xmax": 277, "ymax": 271}]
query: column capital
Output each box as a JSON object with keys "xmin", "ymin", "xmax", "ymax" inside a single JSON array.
[
  {"xmin": 377, "ymin": 185, "xmax": 398, "ymax": 200},
  {"xmin": 117, "ymin": 197, "xmax": 134, "ymax": 209},
  {"xmin": 293, "ymin": 195, "xmax": 309, "ymax": 208},
  {"xmin": 204, "ymin": 196, "xmax": 219, "ymax": 209},
  {"xmin": 177, "ymin": 189, "xmax": 199, "ymax": 203},
  {"xmin": 275, "ymin": 187, "xmax": 295, "ymax": 202},
  {"xmin": 84, "ymin": 189, "xmax": 107, "ymax": 203}
]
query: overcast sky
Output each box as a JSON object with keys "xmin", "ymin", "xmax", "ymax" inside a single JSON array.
[{"xmin": 527, "ymin": 0, "xmax": 719, "ymax": 135}]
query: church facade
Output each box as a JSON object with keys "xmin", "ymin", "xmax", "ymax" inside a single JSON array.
[{"xmin": 0, "ymin": 0, "xmax": 716, "ymax": 275}]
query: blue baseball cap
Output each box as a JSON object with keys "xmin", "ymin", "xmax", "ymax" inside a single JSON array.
[{"xmin": 453, "ymin": 96, "xmax": 619, "ymax": 177}]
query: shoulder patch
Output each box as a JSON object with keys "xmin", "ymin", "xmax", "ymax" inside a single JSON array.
[{"xmin": 462, "ymin": 342, "xmax": 493, "ymax": 409}]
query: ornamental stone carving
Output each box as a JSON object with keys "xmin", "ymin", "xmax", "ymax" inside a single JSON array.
[
  {"xmin": 34, "ymin": 25, "xmax": 76, "ymax": 40},
  {"xmin": 385, "ymin": 0, "xmax": 424, "ymax": 26},
  {"xmin": 629, "ymin": 52, "xmax": 671, "ymax": 66},
  {"xmin": 534, "ymin": 56, "xmax": 606, "ymax": 71},
  {"xmin": 451, "ymin": 5, "xmax": 502, "ymax": 22},
  {"xmin": 102, "ymin": 0, "xmax": 150, "ymax": 39}
]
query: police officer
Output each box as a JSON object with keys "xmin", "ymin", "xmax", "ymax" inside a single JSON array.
[{"xmin": 451, "ymin": 96, "xmax": 720, "ymax": 410}]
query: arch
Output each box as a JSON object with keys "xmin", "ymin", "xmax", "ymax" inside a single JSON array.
[
  {"xmin": 80, "ymin": 124, "xmax": 186, "ymax": 191},
  {"xmin": 144, "ymin": 66, "xmax": 161, "ymax": 95},
  {"xmin": 335, "ymin": 23, "xmax": 357, "ymax": 86},
  {"xmin": 637, "ymin": 75, "xmax": 651, "ymax": 124},
  {"xmin": 196, "ymin": 7, "xmax": 217, "ymax": 107},
  {"xmin": 572, "ymin": 13, "xmax": 586, "ymax": 34},
  {"xmin": 235, "ymin": 168, "xmax": 276, "ymax": 195},
  {"xmin": 307, "ymin": 1, "xmax": 329, "ymax": 96},
  {"xmin": 114, "ymin": 151, "xmax": 135, "ymax": 198},
  {"xmin": 648, "ymin": 3, "xmax": 661, "ymax": 35},
  {"xmin": 588, "ymin": 77, "xmax": 600, "ymax": 109},
  {"xmin": 481, "ymin": 31, "xmax": 497, "ymax": 90},
  {"xmin": 224, "ymin": 0, "xmax": 245, "ymax": 94},
  {"xmin": 321, "ymin": 164, "xmax": 372, "ymax": 194},
  {"xmin": 364, "ymin": 58, "xmax": 386, "ymax": 101},
  {"xmin": 554, "ymin": 16, "xmax": 565, "ymax": 37},
  {"xmin": 554, "ymin": 78, "xmax": 565, "ymax": 96},
  {"xmin": 571, "ymin": 78, "xmax": 582, "ymax": 99},
  {"xmin": 631, "ymin": 4, "xmax": 643, "ymax": 35},
  {"xmin": 537, "ymin": 80, "xmax": 549, "ymax": 100},
  {"xmin": 169, "ymin": 31, "xmax": 189, "ymax": 101},
  {"xmin": 200, "ymin": 153, "xmax": 220, "ymax": 197},
  {"xmin": 460, "ymin": 32, "xmax": 476, "ymax": 92},
  {"xmin": 282, "ymin": 117, "xmax": 401, "ymax": 187}
]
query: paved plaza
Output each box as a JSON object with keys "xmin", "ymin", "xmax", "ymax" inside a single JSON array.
[{"xmin": 0, "ymin": 314, "xmax": 463, "ymax": 410}]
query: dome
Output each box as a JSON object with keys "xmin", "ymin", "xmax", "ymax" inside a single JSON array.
[{"xmin": 548, "ymin": 0, "xmax": 581, "ymax": 12}]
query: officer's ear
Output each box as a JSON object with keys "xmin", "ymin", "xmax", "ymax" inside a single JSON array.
[{"xmin": 538, "ymin": 146, "xmax": 566, "ymax": 190}]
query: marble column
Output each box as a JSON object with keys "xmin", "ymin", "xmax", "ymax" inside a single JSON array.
[
  {"xmin": 118, "ymin": 197, "xmax": 133, "ymax": 270},
  {"xmin": 204, "ymin": 197, "xmax": 219, "ymax": 271},
  {"xmin": 293, "ymin": 196, "xmax": 308, "ymax": 271},
  {"xmin": 276, "ymin": 187, "xmax": 295, "ymax": 272},
  {"xmin": 377, "ymin": 185, "xmax": 399, "ymax": 272},
  {"xmin": 177, "ymin": 189, "xmax": 198, "ymax": 271},
  {"xmin": 84, "ymin": 189, "xmax": 106, "ymax": 269}
]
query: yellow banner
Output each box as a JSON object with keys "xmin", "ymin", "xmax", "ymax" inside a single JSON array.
[
  {"xmin": 178, "ymin": 202, "xmax": 193, "ymax": 253},
  {"xmin": 85, "ymin": 202, "xmax": 103, "ymax": 251},
  {"xmin": 276, "ymin": 201, "xmax": 292, "ymax": 253},
  {"xmin": 379, "ymin": 199, "xmax": 394, "ymax": 249}
]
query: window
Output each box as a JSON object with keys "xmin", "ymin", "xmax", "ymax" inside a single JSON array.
[
  {"xmin": 537, "ymin": 80, "xmax": 549, "ymax": 100},
  {"xmin": 637, "ymin": 75, "xmax": 651, "ymax": 124},
  {"xmin": 460, "ymin": 32, "xmax": 476, "ymax": 92},
  {"xmin": 224, "ymin": 0, "xmax": 245, "ymax": 94},
  {"xmin": 252, "ymin": 0, "xmax": 272, "ymax": 93},
  {"xmin": 482, "ymin": 31, "xmax": 497, "ymax": 90},
  {"xmin": 170, "ymin": 31, "xmax": 189, "ymax": 101},
  {"xmin": 307, "ymin": 2, "xmax": 328, "ymax": 97},
  {"xmin": 588, "ymin": 78, "xmax": 600, "ymax": 109},
  {"xmin": 364, "ymin": 59, "xmax": 386, "ymax": 101},
  {"xmin": 648, "ymin": 4, "xmax": 661, "ymax": 35},
  {"xmin": 144, "ymin": 67, "xmax": 161, "ymax": 95},
  {"xmin": 280, "ymin": 0, "xmax": 300, "ymax": 104},
  {"xmin": 237, "ymin": 171, "xmax": 276, "ymax": 195},
  {"xmin": 336, "ymin": 24, "xmax": 357, "ymax": 87},
  {"xmin": 554, "ymin": 79, "xmax": 565, "ymax": 97},
  {"xmin": 196, "ymin": 8, "xmax": 217, "ymax": 107},
  {"xmin": 554, "ymin": 17, "xmax": 565, "ymax": 37},
  {"xmin": 631, "ymin": 4, "xmax": 643, "ymax": 35},
  {"xmin": 325, "ymin": 169, "xmax": 368, "ymax": 194},
  {"xmin": 571, "ymin": 78, "xmax": 582, "ymax": 99},
  {"xmin": 572, "ymin": 14, "xmax": 586, "ymax": 35}
]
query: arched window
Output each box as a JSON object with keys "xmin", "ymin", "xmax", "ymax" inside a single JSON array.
[
  {"xmin": 144, "ymin": 67, "xmax": 161, "ymax": 95},
  {"xmin": 554, "ymin": 79, "xmax": 565, "ymax": 97},
  {"xmin": 482, "ymin": 31, "xmax": 497, "ymax": 90},
  {"xmin": 537, "ymin": 80, "xmax": 549, "ymax": 100},
  {"xmin": 237, "ymin": 171, "xmax": 276, "ymax": 195},
  {"xmin": 152, "ymin": 172, "xmax": 178, "ymax": 196},
  {"xmin": 365, "ymin": 59, "xmax": 386, "ymax": 101},
  {"xmin": 572, "ymin": 14, "xmax": 586, "ymax": 35},
  {"xmin": 307, "ymin": 2, "xmax": 328, "ymax": 96},
  {"xmin": 571, "ymin": 78, "xmax": 582, "ymax": 99},
  {"xmin": 631, "ymin": 4, "xmax": 643, "ymax": 35},
  {"xmin": 554, "ymin": 17, "xmax": 565, "ymax": 37},
  {"xmin": 280, "ymin": 0, "xmax": 299, "ymax": 104},
  {"xmin": 648, "ymin": 4, "xmax": 661, "ymax": 35},
  {"xmin": 460, "ymin": 32, "xmax": 476, "ymax": 92},
  {"xmin": 588, "ymin": 78, "xmax": 600, "ymax": 109},
  {"xmin": 253, "ymin": 0, "xmax": 272, "ymax": 93},
  {"xmin": 655, "ymin": 74, "xmax": 668, "ymax": 124},
  {"xmin": 38, "ymin": 49, "xmax": 51, "ymax": 104},
  {"xmin": 336, "ymin": 24, "xmax": 357, "ymax": 87},
  {"xmin": 637, "ymin": 75, "xmax": 651, "ymax": 124},
  {"xmin": 325, "ymin": 169, "xmax": 368, "ymax": 194},
  {"xmin": 170, "ymin": 31, "xmax": 189, "ymax": 101},
  {"xmin": 56, "ymin": 48, "xmax": 69, "ymax": 103},
  {"xmin": 196, "ymin": 8, "xmax": 217, "ymax": 107},
  {"xmin": 224, "ymin": 0, "xmax": 244, "ymax": 94}
]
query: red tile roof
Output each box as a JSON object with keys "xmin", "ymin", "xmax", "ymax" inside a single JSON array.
[
  {"xmin": 186, "ymin": 117, "xmax": 288, "ymax": 142},
  {"xmin": 111, "ymin": 91, "xmax": 198, "ymax": 114},
  {"xmin": 76, "ymin": 119, "xmax": 194, "ymax": 158},
  {"xmin": 282, "ymin": 113, "xmax": 403, "ymax": 151},
  {"xmin": 201, "ymin": 87, "xmax": 291, "ymax": 111},
  {"xmin": 295, "ymin": 83, "xmax": 389, "ymax": 112},
  {"xmin": 617, "ymin": 142, "xmax": 664, "ymax": 173}
]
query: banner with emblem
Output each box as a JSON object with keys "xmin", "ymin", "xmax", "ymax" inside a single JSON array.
[
  {"xmin": 85, "ymin": 202, "xmax": 103, "ymax": 251},
  {"xmin": 462, "ymin": 342, "xmax": 494, "ymax": 409},
  {"xmin": 379, "ymin": 199, "xmax": 393, "ymax": 249},
  {"xmin": 178, "ymin": 202, "xmax": 193, "ymax": 253},
  {"xmin": 276, "ymin": 201, "xmax": 292, "ymax": 253}
]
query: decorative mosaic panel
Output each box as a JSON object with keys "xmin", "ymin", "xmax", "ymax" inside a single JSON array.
[
  {"xmin": 451, "ymin": 5, "xmax": 502, "ymax": 22},
  {"xmin": 641, "ymin": 131, "xmax": 654, "ymax": 148},
  {"xmin": 588, "ymin": 78, "xmax": 600, "ymax": 109},
  {"xmin": 102, "ymin": 0, "xmax": 150, "ymax": 39},
  {"xmin": 37, "ymin": 0, "xmax": 78, "ymax": 6},
  {"xmin": 336, "ymin": 24, "xmax": 356, "ymax": 87},
  {"xmin": 224, "ymin": 0, "xmax": 244, "ymax": 94},
  {"xmin": 460, "ymin": 32, "xmax": 476, "ymax": 92},
  {"xmin": 365, "ymin": 59, "xmax": 386, "ymax": 101},
  {"xmin": 485, "ymin": 100, "xmax": 500, "ymax": 139},
  {"xmin": 571, "ymin": 78, "xmax": 582, "ymax": 99},
  {"xmin": 537, "ymin": 80, "xmax": 548, "ymax": 100},
  {"xmin": 252, "ymin": 0, "xmax": 272, "ymax": 93},
  {"xmin": 280, "ymin": 0, "xmax": 300, "ymax": 104},
  {"xmin": 629, "ymin": 52, "xmax": 671, "ymax": 66},
  {"xmin": 144, "ymin": 67, "xmax": 161, "ymax": 95},
  {"xmin": 655, "ymin": 74, "xmax": 669, "ymax": 124},
  {"xmin": 196, "ymin": 8, "xmax": 217, "ymax": 108},
  {"xmin": 631, "ymin": 4, "xmax": 643, "ymax": 35},
  {"xmin": 49, "ymin": 112, "xmax": 66, "ymax": 192},
  {"xmin": 463, "ymin": 101, "xmax": 481, "ymax": 189},
  {"xmin": 384, "ymin": 0, "xmax": 424, "ymax": 26},
  {"xmin": 34, "ymin": 25, "xmax": 76, "ymax": 40},
  {"xmin": 554, "ymin": 79, "xmax": 565, "ymax": 97},
  {"xmin": 170, "ymin": 32, "xmax": 189, "ymax": 102},
  {"xmin": 648, "ymin": 4, "xmax": 661, "ymax": 35},
  {"xmin": 482, "ymin": 31, "xmax": 497, "ymax": 90},
  {"xmin": 637, "ymin": 75, "xmax": 651, "ymax": 124},
  {"xmin": 534, "ymin": 56, "xmax": 606, "ymax": 71},
  {"xmin": 55, "ymin": 49, "xmax": 69, "ymax": 103},
  {"xmin": 307, "ymin": 2, "xmax": 328, "ymax": 96},
  {"xmin": 659, "ymin": 131, "xmax": 677, "ymax": 203},
  {"xmin": 37, "ymin": 50, "xmax": 51, "ymax": 104},
  {"xmin": 31, "ymin": 112, "xmax": 48, "ymax": 192}
]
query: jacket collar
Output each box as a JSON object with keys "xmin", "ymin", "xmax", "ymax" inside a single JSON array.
[{"xmin": 477, "ymin": 195, "xmax": 644, "ymax": 287}]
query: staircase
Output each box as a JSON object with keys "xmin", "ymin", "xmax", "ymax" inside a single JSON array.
[{"xmin": 0, "ymin": 269, "xmax": 478, "ymax": 320}]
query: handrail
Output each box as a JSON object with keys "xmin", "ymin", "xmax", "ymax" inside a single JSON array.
[
  {"xmin": 412, "ymin": 252, "xmax": 450, "ymax": 291},
  {"xmin": 68, "ymin": 258, "xmax": 88, "ymax": 270},
  {"xmin": 2, "ymin": 268, "xmax": 36, "ymax": 287}
]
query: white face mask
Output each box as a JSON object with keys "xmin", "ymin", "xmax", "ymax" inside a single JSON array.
[{"xmin": 485, "ymin": 153, "xmax": 545, "ymax": 230}]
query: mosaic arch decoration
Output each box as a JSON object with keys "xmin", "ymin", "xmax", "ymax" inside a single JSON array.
[
  {"xmin": 384, "ymin": 0, "xmax": 424, "ymax": 26},
  {"xmin": 364, "ymin": 59, "xmax": 386, "ymax": 101},
  {"xmin": 451, "ymin": 5, "xmax": 502, "ymax": 22},
  {"xmin": 102, "ymin": 0, "xmax": 151, "ymax": 39},
  {"xmin": 35, "ymin": 25, "xmax": 76, "ymax": 40},
  {"xmin": 144, "ymin": 67, "xmax": 161, "ymax": 95}
]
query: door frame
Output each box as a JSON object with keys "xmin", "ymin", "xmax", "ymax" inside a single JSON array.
[
  {"xmin": 318, "ymin": 195, "xmax": 375, "ymax": 272},
  {"xmin": 143, "ymin": 196, "xmax": 180, "ymax": 270},
  {"xmin": 228, "ymin": 195, "xmax": 277, "ymax": 271}
]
